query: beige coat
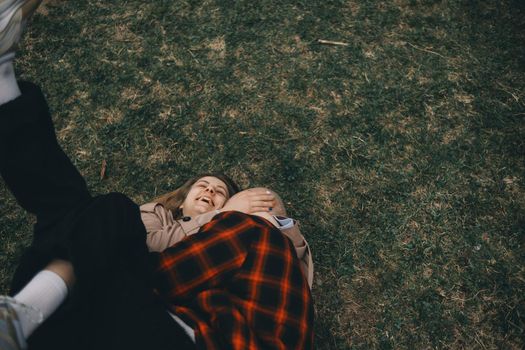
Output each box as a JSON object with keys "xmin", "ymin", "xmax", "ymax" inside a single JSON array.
[{"xmin": 140, "ymin": 202, "xmax": 314, "ymax": 288}]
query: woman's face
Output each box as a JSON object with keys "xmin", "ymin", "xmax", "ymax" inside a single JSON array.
[{"xmin": 180, "ymin": 176, "xmax": 230, "ymax": 217}]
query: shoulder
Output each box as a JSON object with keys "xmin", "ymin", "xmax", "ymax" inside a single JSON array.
[
  {"xmin": 140, "ymin": 202, "xmax": 173, "ymax": 218},
  {"xmin": 140, "ymin": 202, "xmax": 160, "ymax": 212},
  {"xmin": 140, "ymin": 202, "xmax": 177, "ymax": 227}
]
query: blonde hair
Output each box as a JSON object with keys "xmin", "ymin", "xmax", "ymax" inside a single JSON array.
[{"xmin": 154, "ymin": 173, "xmax": 240, "ymax": 220}]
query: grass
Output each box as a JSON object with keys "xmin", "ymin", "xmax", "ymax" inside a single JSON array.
[{"xmin": 1, "ymin": 0, "xmax": 524, "ymax": 348}]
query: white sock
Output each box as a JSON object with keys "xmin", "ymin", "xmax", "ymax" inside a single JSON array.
[
  {"xmin": 13, "ymin": 270, "xmax": 68, "ymax": 338},
  {"xmin": 0, "ymin": 60, "xmax": 21, "ymax": 105},
  {"xmin": 169, "ymin": 311, "xmax": 196, "ymax": 343}
]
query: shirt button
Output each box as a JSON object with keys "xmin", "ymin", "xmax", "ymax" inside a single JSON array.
[{"xmin": 182, "ymin": 216, "xmax": 191, "ymax": 222}]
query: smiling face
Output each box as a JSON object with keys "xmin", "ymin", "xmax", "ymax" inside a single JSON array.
[{"xmin": 179, "ymin": 176, "xmax": 230, "ymax": 217}]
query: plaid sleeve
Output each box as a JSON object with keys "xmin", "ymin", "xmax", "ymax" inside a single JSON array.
[{"xmin": 150, "ymin": 211, "xmax": 314, "ymax": 350}]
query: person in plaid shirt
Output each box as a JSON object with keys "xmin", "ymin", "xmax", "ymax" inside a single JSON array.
[{"xmin": 152, "ymin": 210, "xmax": 314, "ymax": 349}]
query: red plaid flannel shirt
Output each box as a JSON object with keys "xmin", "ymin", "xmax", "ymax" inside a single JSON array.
[{"xmin": 150, "ymin": 211, "xmax": 314, "ymax": 350}]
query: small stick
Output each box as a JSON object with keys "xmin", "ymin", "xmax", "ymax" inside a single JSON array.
[
  {"xmin": 317, "ymin": 39, "xmax": 349, "ymax": 47},
  {"xmin": 100, "ymin": 159, "xmax": 107, "ymax": 180},
  {"xmin": 406, "ymin": 42, "xmax": 448, "ymax": 59},
  {"xmin": 496, "ymin": 82, "xmax": 520, "ymax": 103}
]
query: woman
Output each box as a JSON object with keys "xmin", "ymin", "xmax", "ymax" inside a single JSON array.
[{"xmin": 0, "ymin": 2, "xmax": 313, "ymax": 349}]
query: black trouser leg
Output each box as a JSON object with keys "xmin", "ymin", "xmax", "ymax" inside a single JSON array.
[
  {"xmin": 19, "ymin": 193, "xmax": 193, "ymax": 350},
  {"xmin": 0, "ymin": 82, "xmax": 91, "ymax": 236},
  {"xmin": 73, "ymin": 194, "xmax": 194, "ymax": 350},
  {"xmin": 0, "ymin": 81, "xmax": 92, "ymax": 291},
  {"xmin": 0, "ymin": 82, "xmax": 195, "ymax": 349}
]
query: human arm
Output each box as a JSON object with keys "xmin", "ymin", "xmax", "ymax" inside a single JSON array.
[
  {"xmin": 249, "ymin": 187, "xmax": 314, "ymax": 288},
  {"xmin": 251, "ymin": 211, "xmax": 314, "ymax": 288},
  {"xmin": 140, "ymin": 202, "xmax": 218, "ymax": 252},
  {"xmin": 281, "ymin": 223, "xmax": 314, "ymax": 288}
]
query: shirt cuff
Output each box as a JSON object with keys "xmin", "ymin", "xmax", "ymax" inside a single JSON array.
[{"xmin": 272, "ymin": 215, "xmax": 295, "ymax": 230}]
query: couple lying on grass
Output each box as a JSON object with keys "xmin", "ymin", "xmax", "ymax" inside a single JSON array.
[{"xmin": 0, "ymin": 1, "xmax": 314, "ymax": 349}]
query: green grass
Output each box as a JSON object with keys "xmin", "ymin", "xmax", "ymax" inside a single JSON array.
[{"xmin": 1, "ymin": 0, "xmax": 524, "ymax": 348}]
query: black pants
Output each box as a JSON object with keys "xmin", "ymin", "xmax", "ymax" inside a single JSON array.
[{"xmin": 0, "ymin": 82, "xmax": 195, "ymax": 350}]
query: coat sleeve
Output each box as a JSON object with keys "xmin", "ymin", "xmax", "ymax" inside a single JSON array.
[
  {"xmin": 140, "ymin": 202, "xmax": 187, "ymax": 252},
  {"xmin": 140, "ymin": 202, "xmax": 219, "ymax": 252},
  {"xmin": 280, "ymin": 223, "xmax": 314, "ymax": 289}
]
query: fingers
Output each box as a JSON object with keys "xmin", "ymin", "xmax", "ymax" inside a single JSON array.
[
  {"xmin": 250, "ymin": 201, "xmax": 275, "ymax": 212},
  {"xmin": 249, "ymin": 193, "xmax": 275, "ymax": 202},
  {"xmin": 244, "ymin": 189, "xmax": 274, "ymax": 199},
  {"xmin": 227, "ymin": 188, "xmax": 276, "ymax": 213},
  {"xmin": 248, "ymin": 199, "xmax": 276, "ymax": 212},
  {"xmin": 249, "ymin": 206, "xmax": 272, "ymax": 213},
  {"xmin": 245, "ymin": 190, "xmax": 275, "ymax": 212},
  {"xmin": 245, "ymin": 188, "xmax": 275, "ymax": 197}
]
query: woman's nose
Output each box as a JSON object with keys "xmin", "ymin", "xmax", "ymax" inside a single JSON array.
[{"xmin": 205, "ymin": 186, "xmax": 215, "ymax": 194}]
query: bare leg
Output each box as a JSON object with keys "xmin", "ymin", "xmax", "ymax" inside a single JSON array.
[{"xmin": 44, "ymin": 260, "xmax": 75, "ymax": 290}]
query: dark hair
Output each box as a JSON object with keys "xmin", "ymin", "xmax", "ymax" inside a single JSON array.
[{"xmin": 153, "ymin": 173, "xmax": 240, "ymax": 219}]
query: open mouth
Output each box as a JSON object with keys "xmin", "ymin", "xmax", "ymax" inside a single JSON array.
[{"xmin": 197, "ymin": 196, "xmax": 214, "ymax": 206}]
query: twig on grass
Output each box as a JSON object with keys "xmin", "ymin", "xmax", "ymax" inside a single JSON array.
[
  {"xmin": 406, "ymin": 42, "xmax": 448, "ymax": 59},
  {"xmin": 496, "ymin": 82, "xmax": 520, "ymax": 103},
  {"xmin": 100, "ymin": 160, "xmax": 107, "ymax": 180},
  {"xmin": 317, "ymin": 39, "xmax": 349, "ymax": 47}
]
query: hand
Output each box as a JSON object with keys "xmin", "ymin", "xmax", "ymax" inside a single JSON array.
[{"xmin": 220, "ymin": 188, "xmax": 276, "ymax": 214}]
